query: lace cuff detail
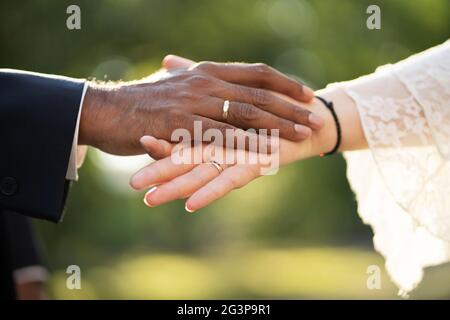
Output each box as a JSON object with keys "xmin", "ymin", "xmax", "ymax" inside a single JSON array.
[{"xmin": 339, "ymin": 40, "xmax": 450, "ymax": 295}]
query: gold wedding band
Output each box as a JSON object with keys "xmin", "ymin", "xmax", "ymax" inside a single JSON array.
[
  {"xmin": 209, "ymin": 160, "xmax": 224, "ymax": 174},
  {"xmin": 222, "ymin": 100, "xmax": 230, "ymax": 121}
]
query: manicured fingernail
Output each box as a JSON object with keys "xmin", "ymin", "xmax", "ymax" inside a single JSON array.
[
  {"xmin": 308, "ymin": 113, "xmax": 324, "ymax": 128},
  {"xmin": 303, "ymin": 86, "xmax": 315, "ymax": 100},
  {"xmin": 144, "ymin": 187, "xmax": 157, "ymax": 207},
  {"xmin": 294, "ymin": 124, "xmax": 312, "ymax": 138},
  {"xmin": 140, "ymin": 135, "xmax": 151, "ymax": 142},
  {"xmin": 140, "ymin": 136, "xmax": 157, "ymax": 151},
  {"xmin": 185, "ymin": 203, "xmax": 195, "ymax": 213}
]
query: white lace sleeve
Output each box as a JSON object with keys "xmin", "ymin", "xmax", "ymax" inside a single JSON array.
[{"xmin": 339, "ymin": 40, "xmax": 450, "ymax": 296}]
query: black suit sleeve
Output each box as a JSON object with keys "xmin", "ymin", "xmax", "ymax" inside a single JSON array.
[{"xmin": 0, "ymin": 70, "xmax": 85, "ymax": 222}]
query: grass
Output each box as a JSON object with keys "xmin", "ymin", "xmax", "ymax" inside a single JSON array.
[{"xmin": 48, "ymin": 245, "xmax": 450, "ymax": 299}]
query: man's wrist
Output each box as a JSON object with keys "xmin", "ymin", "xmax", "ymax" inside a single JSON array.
[{"xmin": 78, "ymin": 82, "xmax": 110, "ymax": 147}]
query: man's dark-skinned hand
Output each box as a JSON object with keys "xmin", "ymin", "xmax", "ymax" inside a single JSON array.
[{"xmin": 79, "ymin": 59, "xmax": 323, "ymax": 155}]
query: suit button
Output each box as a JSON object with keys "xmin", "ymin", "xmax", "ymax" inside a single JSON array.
[{"xmin": 1, "ymin": 177, "xmax": 18, "ymax": 196}]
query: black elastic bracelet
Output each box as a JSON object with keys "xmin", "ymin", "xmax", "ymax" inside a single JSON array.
[{"xmin": 315, "ymin": 95, "xmax": 341, "ymax": 157}]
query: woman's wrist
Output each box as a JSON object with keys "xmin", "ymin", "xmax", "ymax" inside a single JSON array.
[
  {"xmin": 307, "ymin": 89, "xmax": 338, "ymax": 157},
  {"xmin": 308, "ymin": 86, "xmax": 367, "ymax": 157}
]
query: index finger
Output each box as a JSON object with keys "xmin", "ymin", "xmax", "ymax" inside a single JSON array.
[
  {"xmin": 140, "ymin": 135, "xmax": 174, "ymax": 160},
  {"xmin": 129, "ymin": 155, "xmax": 196, "ymax": 190},
  {"xmin": 192, "ymin": 61, "xmax": 314, "ymax": 102}
]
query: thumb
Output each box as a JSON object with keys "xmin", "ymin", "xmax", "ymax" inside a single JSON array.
[
  {"xmin": 162, "ymin": 54, "xmax": 195, "ymax": 70},
  {"xmin": 139, "ymin": 136, "xmax": 174, "ymax": 160}
]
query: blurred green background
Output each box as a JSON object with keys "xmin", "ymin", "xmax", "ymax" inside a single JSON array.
[{"xmin": 1, "ymin": 0, "xmax": 449, "ymax": 299}]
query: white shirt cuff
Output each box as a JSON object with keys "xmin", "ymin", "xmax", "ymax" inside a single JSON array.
[
  {"xmin": 13, "ymin": 265, "xmax": 49, "ymax": 284},
  {"xmin": 65, "ymin": 82, "xmax": 89, "ymax": 181}
]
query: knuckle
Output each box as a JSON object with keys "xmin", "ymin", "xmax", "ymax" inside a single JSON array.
[
  {"xmin": 209, "ymin": 187, "xmax": 223, "ymax": 200},
  {"xmin": 224, "ymin": 177, "xmax": 236, "ymax": 190},
  {"xmin": 193, "ymin": 61, "xmax": 213, "ymax": 72},
  {"xmin": 252, "ymin": 63, "xmax": 271, "ymax": 75},
  {"xmin": 252, "ymin": 89, "xmax": 271, "ymax": 106},
  {"xmin": 228, "ymin": 173, "xmax": 243, "ymax": 189},
  {"xmin": 293, "ymin": 107, "xmax": 310, "ymax": 122},
  {"xmin": 285, "ymin": 79, "xmax": 304, "ymax": 96},
  {"xmin": 176, "ymin": 91, "xmax": 197, "ymax": 102},
  {"xmin": 186, "ymin": 74, "xmax": 211, "ymax": 86},
  {"xmin": 166, "ymin": 72, "xmax": 188, "ymax": 83},
  {"xmin": 196, "ymin": 172, "xmax": 209, "ymax": 186},
  {"xmin": 235, "ymin": 104, "xmax": 258, "ymax": 123},
  {"xmin": 173, "ymin": 185, "xmax": 186, "ymax": 199},
  {"xmin": 288, "ymin": 78, "xmax": 302, "ymax": 90},
  {"xmin": 248, "ymin": 165, "xmax": 261, "ymax": 177}
]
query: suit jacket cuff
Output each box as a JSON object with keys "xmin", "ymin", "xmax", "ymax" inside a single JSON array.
[
  {"xmin": 65, "ymin": 82, "xmax": 89, "ymax": 181},
  {"xmin": 0, "ymin": 70, "xmax": 86, "ymax": 222}
]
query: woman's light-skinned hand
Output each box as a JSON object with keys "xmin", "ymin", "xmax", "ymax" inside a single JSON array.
[{"xmin": 130, "ymin": 55, "xmax": 365, "ymax": 212}]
